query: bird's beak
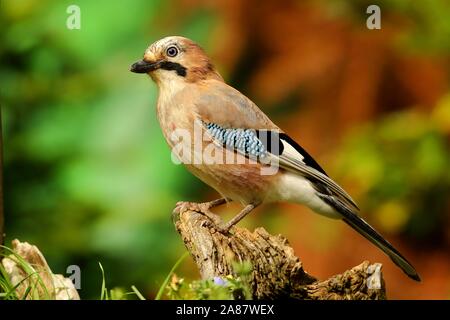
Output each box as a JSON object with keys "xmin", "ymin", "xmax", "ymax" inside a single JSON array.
[{"xmin": 130, "ymin": 59, "xmax": 163, "ymax": 74}]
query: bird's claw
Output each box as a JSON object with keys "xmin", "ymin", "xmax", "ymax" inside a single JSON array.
[
  {"xmin": 214, "ymin": 223, "xmax": 233, "ymax": 234},
  {"xmin": 175, "ymin": 201, "xmax": 203, "ymax": 214},
  {"xmin": 175, "ymin": 201, "xmax": 222, "ymax": 225}
]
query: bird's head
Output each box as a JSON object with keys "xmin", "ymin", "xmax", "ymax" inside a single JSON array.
[{"xmin": 130, "ymin": 36, "xmax": 222, "ymax": 84}]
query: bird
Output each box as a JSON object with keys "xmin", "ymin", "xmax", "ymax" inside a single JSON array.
[{"xmin": 130, "ymin": 36, "xmax": 420, "ymax": 281}]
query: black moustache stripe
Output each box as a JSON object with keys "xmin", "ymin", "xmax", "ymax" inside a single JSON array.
[{"xmin": 159, "ymin": 61, "xmax": 187, "ymax": 77}]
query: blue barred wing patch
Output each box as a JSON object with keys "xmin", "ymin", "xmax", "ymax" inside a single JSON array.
[{"xmin": 204, "ymin": 122, "xmax": 268, "ymax": 158}]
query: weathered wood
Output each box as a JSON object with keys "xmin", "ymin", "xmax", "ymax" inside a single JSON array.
[
  {"xmin": 2, "ymin": 239, "xmax": 80, "ymax": 300},
  {"xmin": 173, "ymin": 206, "xmax": 386, "ymax": 300}
]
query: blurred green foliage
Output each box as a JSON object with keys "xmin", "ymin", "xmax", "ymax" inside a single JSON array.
[
  {"xmin": 165, "ymin": 261, "xmax": 253, "ymax": 300},
  {"xmin": 0, "ymin": 0, "xmax": 217, "ymax": 298},
  {"xmin": 336, "ymin": 96, "xmax": 450, "ymax": 241}
]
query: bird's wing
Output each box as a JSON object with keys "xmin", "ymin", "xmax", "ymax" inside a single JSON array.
[
  {"xmin": 193, "ymin": 80, "xmax": 358, "ymax": 210},
  {"xmin": 202, "ymin": 121, "xmax": 359, "ymax": 211},
  {"xmin": 202, "ymin": 122, "xmax": 421, "ymax": 280},
  {"xmin": 273, "ymin": 133, "xmax": 359, "ymax": 211},
  {"xmin": 195, "ymin": 84, "xmax": 420, "ymax": 280},
  {"xmin": 193, "ymin": 80, "xmax": 279, "ymax": 130}
]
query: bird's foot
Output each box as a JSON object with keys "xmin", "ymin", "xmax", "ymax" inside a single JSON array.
[
  {"xmin": 214, "ymin": 222, "xmax": 233, "ymax": 234},
  {"xmin": 214, "ymin": 203, "xmax": 256, "ymax": 234},
  {"xmin": 174, "ymin": 201, "xmax": 223, "ymax": 225}
]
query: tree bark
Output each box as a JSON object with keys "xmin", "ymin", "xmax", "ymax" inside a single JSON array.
[{"xmin": 173, "ymin": 206, "xmax": 386, "ymax": 300}]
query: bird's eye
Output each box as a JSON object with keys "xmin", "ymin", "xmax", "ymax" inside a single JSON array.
[{"xmin": 166, "ymin": 46, "xmax": 178, "ymax": 57}]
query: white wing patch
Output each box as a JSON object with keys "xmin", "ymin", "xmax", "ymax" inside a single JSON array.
[
  {"xmin": 280, "ymin": 139, "xmax": 305, "ymax": 162},
  {"xmin": 201, "ymin": 121, "xmax": 359, "ymax": 211}
]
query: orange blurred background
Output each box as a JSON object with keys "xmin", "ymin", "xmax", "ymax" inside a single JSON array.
[
  {"xmin": 171, "ymin": 0, "xmax": 450, "ymax": 299},
  {"xmin": 1, "ymin": 0, "xmax": 449, "ymax": 299}
]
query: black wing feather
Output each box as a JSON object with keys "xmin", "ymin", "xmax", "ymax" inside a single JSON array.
[{"xmin": 278, "ymin": 133, "xmax": 328, "ymax": 176}]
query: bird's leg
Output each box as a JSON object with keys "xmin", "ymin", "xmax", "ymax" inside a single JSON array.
[
  {"xmin": 217, "ymin": 203, "xmax": 258, "ymax": 233},
  {"xmin": 175, "ymin": 198, "xmax": 229, "ymax": 225}
]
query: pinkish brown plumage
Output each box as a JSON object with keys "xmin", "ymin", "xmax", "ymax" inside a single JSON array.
[{"xmin": 130, "ymin": 36, "xmax": 420, "ymax": 281}]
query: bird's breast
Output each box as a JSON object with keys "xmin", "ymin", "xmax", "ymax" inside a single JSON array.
[{"xmin": 155, "ymin": 84, "xmax": 278, "ymax": 204}]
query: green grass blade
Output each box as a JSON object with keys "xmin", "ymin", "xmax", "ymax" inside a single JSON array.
[
  {"xmin": 98, "ymin": 262, "xmax": 107, "ymax": 300},
  {"xmin": 0, "ymin": 246, "xmax": 52, "ymax": 300},
  {"xmin": 131, "ymin": 285, "xmax": 145, "ymax": 300},
  {"xmin": 155, "ymin": 251, "xmax": 189, "ymax": 300}
]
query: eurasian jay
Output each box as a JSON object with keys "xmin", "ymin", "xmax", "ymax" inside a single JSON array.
[{"xmin": 130, "ymin": 36, "xmax": 420, "ymax": 281}]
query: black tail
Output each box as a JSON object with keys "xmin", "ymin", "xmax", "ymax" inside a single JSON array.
[
  {"xmin": 321, "ymin": 195, "xmax": 421, "ymax": 281},
  {"xmin": 342, "ymin": 215, "xmax": 420, "ymax": 281}
]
